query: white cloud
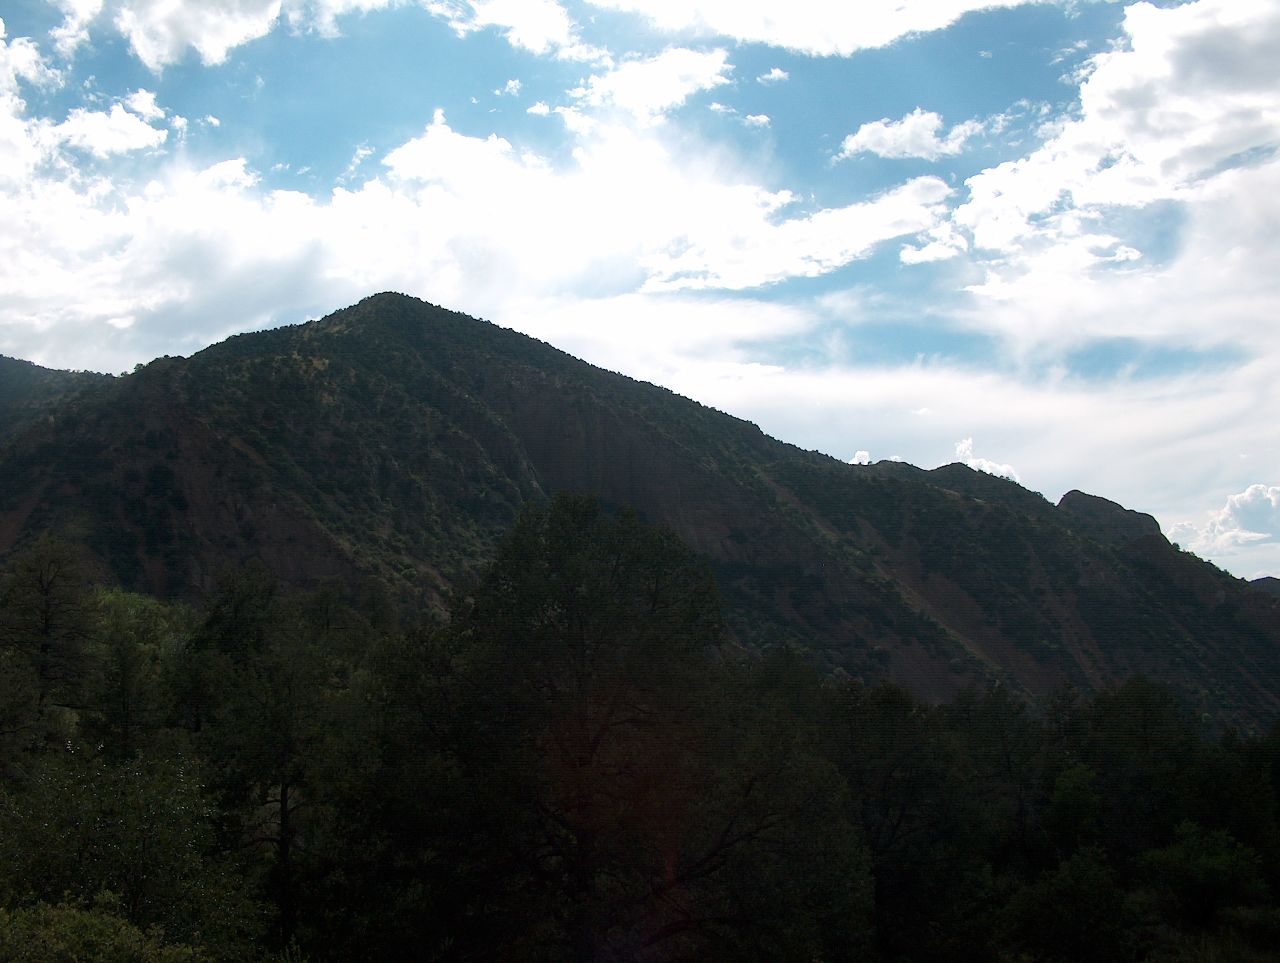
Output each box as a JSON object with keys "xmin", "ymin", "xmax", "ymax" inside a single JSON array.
[
  {"xmin": 55, "ymin": 102, "xmax": 168, "ymax": 156},
  {"xmin": 526, "ymin": 100, "xmax": 550, "ymax": 115},
  {"xmin": 569, "ymin": 47, "xmax": 731, "ymax": 125},
  {"xmin": 340, "ymin": 142, "xmax": 374, "ymax": 179},
  {"xmin": 641, "ymin": 175, "xmax": 952, "ymax": 291},
  {"xmin": 849, "ymin": 450, "xmax": 871, "ymax": 465},
  {"xmin": 838, "ymin": 108, "xmax": 983, "ymax": 161},
  {"xmin": 505, "ymin": 292, "xmax": 816, "ymax": 377},
  {"xmin": 494, "ymin": 78, "xmax": 521, "ymax": 96},
  {"xmin": 1171, "ymin": 484, "xmax": 1280, "ymax": 577},
  {"xmin": 124, "ymin": 88, "xmax": 165, "ymax": 121},
  {"xmin": 425, "ymin": 0, "xmax": 607, "ymax": 61},
  {"xmin": 756, "ymin": 67, "xmax": 787, "ymax": 84},
  {"xmin": 955, "ymin": 0, "xmax": 1280, "ymax": 256},
  {"xmin": 0, "ymin": 20, "xmax": 62, "ymax": 94},
  {"xmin": 742, "ymin": 113, "xmax": 769, "ymax": 128},
  {"xmin": 900, "ymin": 220, "xmax": 968, "ymax": 264},
  {"xmin": 0, "ymin": 101, "xmax": 948, "ymax": 371},
  {"xmin": 582, "ymin": 0, "xmax": 1034, "ymax": 56},
  {"xmin": 51, "ymin": 0, "xmax": 105, "ymax": 56},
  {"xmin": 292, "ymin": 0, "xmax": 410, "ymax": 37},
  {"xmin": 41, "ymin": 0, "xmax": 605, "ymax": 71},
  {"xmin": 112, "ymin": 0, "xmax": 284, "ymax": 70},
  {"xmin": 1203, "ymin": 484, "xmax": 1280, "ymax": 545},
  {"xmin": 0, "ymin": 36, "xmax": 52, "ymax": 186},
  {"xmin": 957, "ymin": 154, "xmax": 1280, "ymax": 358},
  {"xmin": 954, "ymin": 437, "xmax": 1020, "ymax": 481}
]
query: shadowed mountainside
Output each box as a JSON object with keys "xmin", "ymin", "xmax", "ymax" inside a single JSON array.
[
  {"xmin": 0, "ymin": 355, "xmax": 110, "ymax": 445},
  {"xmin": 2, "ymin": 293, "xmax": 1277, "ymax": 727}
]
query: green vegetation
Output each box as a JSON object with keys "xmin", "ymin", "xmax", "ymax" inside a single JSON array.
[
  {"xmin": 1, "ymin": 293, "xmax": 1278, "ymax": 730},
  {"xmin": 1, "ymin": 500, "xmax": 1278, "ymax": 961}
]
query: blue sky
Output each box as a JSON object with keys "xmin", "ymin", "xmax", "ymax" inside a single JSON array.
[{"xmin": 1, "ymin": 0, "xmax": 1278, "ymax": 578}]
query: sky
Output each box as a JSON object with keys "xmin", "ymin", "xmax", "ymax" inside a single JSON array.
[{"xmin": 0, "ymin": 0, "xmax": 1277, "ymax": 579}]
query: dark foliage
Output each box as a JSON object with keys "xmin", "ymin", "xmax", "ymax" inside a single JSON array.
[
  {"xmin": 0, "ymin": 500, "xmax": 1277, "ymax": 961},
  {"xmin": 1, "ymin": 294, "xmax": 1277, "ymax": 730}
]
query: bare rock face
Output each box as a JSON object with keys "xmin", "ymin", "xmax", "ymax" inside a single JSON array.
[{"xmin": 1057, "ymin": 489, "xmax": 1164, "ymax": 545}]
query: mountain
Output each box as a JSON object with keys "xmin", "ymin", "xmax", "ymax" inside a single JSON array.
[
  {"xmin": 2, "ymin": 293, "xmax": 1277, "ymax": 728},
  {"xmin": 1253, "ymin": 576, "xmax": 1280, "ymax": 599},
  {"xmin": 0, "ymin": 355, "xmax": 110, "ymax": 444}
]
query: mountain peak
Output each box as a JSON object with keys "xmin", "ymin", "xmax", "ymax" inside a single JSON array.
[
  {"xmin": 2, "ymin": 293, "xmax": 1276, "ymax": 729},
  {"xmin": 1057, "ymin": 489, "xmax": 1163, "ymax": 544}
]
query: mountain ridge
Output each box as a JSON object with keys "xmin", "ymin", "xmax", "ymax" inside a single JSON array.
[{"xmin": 2, "ymin": 292, "xmax": 1277, "ymax": 728}]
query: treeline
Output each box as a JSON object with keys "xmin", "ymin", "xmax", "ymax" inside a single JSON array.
[{"xmin": 0, "ymin": 496, "xmax": 1278, "ymax": 961}]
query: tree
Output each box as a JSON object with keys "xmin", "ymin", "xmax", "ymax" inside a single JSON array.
[
  {"xmin": 1139, "ymin": 821, "xmax": 1269, "ymax": 928},
  {"xmin": 830, "ymin": 681, "xmax": 991, "ymax": 960},
  {"xmin": 0, "ymin": 752, "xmax": 260, "ymax": 956},
  {"xmin": 192, "ymin": 576, "xmax": 373, "ymax": 950},
  {"xmin": 0, "ymin": 537, "xmax": 96, "ymax": 725},
  {"xmin": 1083, "ymin": 677, "xmax": 1200, "ymax": 861},
  {"xmin": 1002, "ymin": 847, "xmax": 1137, "ymax": 963},
  {"xmin": 0, "ymin": 902, "xmax": 205, "ymax": 963},
  {"xmin": 445, "ymin": 495, "xmax": 724, "ymax": 959},
  {"xmin": 85, "ymin": 589, "xmax": 192, "ymax": 760},
  {"xmin": 413, "ymin": 496, "xmax": 880, "ymax": 960}
]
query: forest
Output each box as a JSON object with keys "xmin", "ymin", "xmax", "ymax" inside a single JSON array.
[{"xmin": 1, "ymin": 495, "xmax": 1278, "ymax": 962}]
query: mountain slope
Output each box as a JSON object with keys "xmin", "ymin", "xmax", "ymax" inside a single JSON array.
[
  {"xmin": 0, "ymin": 355, "xmax": 110, "ymax": 444},
  {"xmin": 2, "ymin": 293, "xmax": 1277, "ymax": 728}
]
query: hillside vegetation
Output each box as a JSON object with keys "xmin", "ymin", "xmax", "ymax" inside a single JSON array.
[
  {"xmin": 1, "ymin": 293, "xmax": 1275, "ymax": 729},
  {"xmin": 1, "ymin": 504, "xmax": 1278, "ymax": 961}
]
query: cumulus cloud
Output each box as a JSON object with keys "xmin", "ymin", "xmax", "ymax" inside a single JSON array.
[
  {"xmin": 955, "ymin": 0, "xmax": 1280, "ymax": 255},
  {"xmin": 0, "ymin": 21, "xmax": 61, "ymax": 94},
  {"xmin": 0, "ymin": 92, "xmax": 949, "ymax": 372},
  {"xmin": 39, "ymin": 0, "xmax": 605, "ymax": 71},
  {"xmin": 124, "ymin": 88, "xmax": 165, "ymax": 121},
  {"xmin": 849, "ymin": 450, "xmax": 871, "ymax": 465},
  {"xmin": 425, "ymin": 0, "xmax": 607, "ymax": 61},
  {"xmin": 55, "ymin": 102, "xmax": 168, "ymax": 156},
  {"xmin": 569, "ymin": 47, "xmax": 731, "ymax": 125},
  {"xmin": 838, "ymin": 108, "xmax": 983, "ymax": 161},
  {"xmin": 0, "ymin": 36, "xmax": 170, "ymax": 177},
  {"xmin": 900, "ymin": 220, "xmax": 968, "ymax": 264},
  {"xmin": 954, "ymin": 437, "xmax": 1020, "ymax": 481},
  {"xmin": 1211, "ymin": 485, "xmax": 1280, "ymax": 545},
  {"xmin": 581, "ymin": 0, "xmax": 1033, "ymax": 56},
  {"xmin": 756, "ymin": 67, "xmax": 787, "ymax": 84},
  {"xmin": 917, "ymin": 0, "xmax": 1280, "ymax": 376},
  {"xmin": 112, "ymin": 0, "xmax": 284, "ymax": 70},
  {"xmin": 51, "ymin": 0, "xmax": 105, "ymax": 56},
  {"xmin": 0, "ymin": 27, "xmax": 57, "ymax": 185},
  {"xmin": 1177, "ymin": 485, "xmax": 1280, "ymax": 554}
]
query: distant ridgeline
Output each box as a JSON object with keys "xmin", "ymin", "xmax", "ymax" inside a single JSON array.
[{"xmin": 0, "ymin": 292, "xmax": 1277, "ymax": 730}]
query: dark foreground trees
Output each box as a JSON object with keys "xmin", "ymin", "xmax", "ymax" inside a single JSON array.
[
  {"xmin": 0, "ymin": 499, "xmax": 1278, "ymax": 961},
  {"xmin": 321, "ymin": 496, "xmax": 874, "ymax": 961}
]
